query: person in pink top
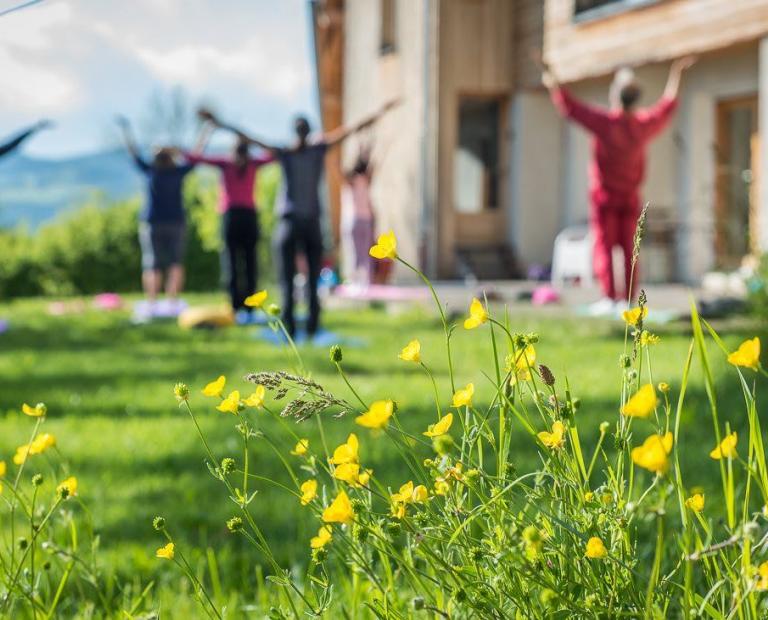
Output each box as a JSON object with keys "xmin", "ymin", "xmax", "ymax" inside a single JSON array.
[
  {"xmin": 187, "ymin": 125, "xmax": 274, "ymax": 316},
  {"xmin": 543, "ymin": 56, "xmax": 696, "ymax": 314},
  {"xmin": 341, "ymin": 141, "xmax": 376, "ymax": 287}
]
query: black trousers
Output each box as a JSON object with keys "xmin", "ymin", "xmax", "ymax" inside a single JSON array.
[
  {"xmin": 221, "ymin": 208, "xmax": 259, "ymax": 311},
  {"xmin": 274, "ymin": 215, "xmax": 323, "ymax": 336}
]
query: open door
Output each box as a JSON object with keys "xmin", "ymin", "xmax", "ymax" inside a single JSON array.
[
  {"xmin": 715, "ymin": 95, "xmax": 758, "ymax": 269},
  {"xmin": 452, "ymin": 95, "xmax": 514, "ymax": 278}
]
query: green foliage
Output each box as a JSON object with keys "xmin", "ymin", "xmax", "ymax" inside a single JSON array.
[
  {"xmin": 0, "ymin": 165, "xmax": 282, "ymax": 299},
  {"xmin": 1, "ymin": 288, "xmax": 763, "ymax": 616},
  {"xmin": 748, "ymin": 254, "xmax": 768, "ymax": 322}
]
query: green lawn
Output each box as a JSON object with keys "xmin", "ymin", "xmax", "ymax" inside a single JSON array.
[{"xmin": 0, "ymin": 292, "xmax": 762, "ymax": 609}]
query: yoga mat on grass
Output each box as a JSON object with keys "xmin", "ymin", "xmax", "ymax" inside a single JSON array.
[{"xmin": 254, "ymin": 327, "xmax": 366, "ymax": 348}]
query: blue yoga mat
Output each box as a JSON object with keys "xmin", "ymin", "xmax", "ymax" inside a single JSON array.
[{"xmin": 254, "ymin": 327, "xmax": 367, "ymax": 348}]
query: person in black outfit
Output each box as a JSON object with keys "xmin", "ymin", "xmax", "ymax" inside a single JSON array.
[{"xmin": 203, "ymin": 101, "xmax": 397, "ymax": 337}]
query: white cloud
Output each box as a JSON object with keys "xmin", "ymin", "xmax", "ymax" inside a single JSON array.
[
  {"xmin": 0, "ymin": 1, "xmax": 82, "ymax": 112},
  {"xmin": 134, "ymin": 42, "xmax": 311, "ymax": 101},
  {"xmin": 0, "ymin": 0, "xmax": 315, "ymax": 155}
]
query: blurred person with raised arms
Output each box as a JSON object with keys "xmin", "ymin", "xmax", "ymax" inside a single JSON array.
[
  {"xmin": 186, "ymin": 119, "xmax": 274, "ymax": 322},
  {"xmin": 116, "ymin": 116, "xmax": 199, "ymax": 321},
  {"xmin": 201, "ymin": 100, "xmax": 397, "ymax": 338},
  {"xmin": 543, "ymin": 56, "xmax": 696, "ymax": 316}
]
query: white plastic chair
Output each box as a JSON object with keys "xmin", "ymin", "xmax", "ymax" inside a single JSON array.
[{"xmin": 551, "ymin": 226, "xmax": 594, "ymax": 287}]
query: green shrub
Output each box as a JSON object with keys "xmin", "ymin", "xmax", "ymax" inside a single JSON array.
[{"xmin": 0, "ymin": 165, "xmax": 282, "ymax": 299}]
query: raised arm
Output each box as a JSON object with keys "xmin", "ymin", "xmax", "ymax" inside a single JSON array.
[
  {"xmin": 663, "ymin": 55, "xmax": 697, "ymax": 100},
  {"xmin": 190, "ymin": 121, "xmax": 215, "ymax": 156},
  {"xmin": 0, "ymin": 120, "xmax": 51, "ymax": 159},
  {"xmin": 322, "ymin": 99, "xmax": 399, "ymax": 148},
  {"xmin": 541, "ymin": 64, "xmax": 609, "ymax": 135},
  {"xmin": 197, "ymin": 108, "xmax": 278, "ymax": 153},
  {"xmin": 115, "ymin": 115, "xmax": 143, "ymax": 163}
]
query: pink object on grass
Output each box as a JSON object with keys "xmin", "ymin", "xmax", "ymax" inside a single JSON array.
[
  {"xmin": 93, "ymin": 293, "xmax": 123, "ymax": 311},
  {"xmin": 532, "ymin": 286, "xmax": 560, "ymax": 306}
]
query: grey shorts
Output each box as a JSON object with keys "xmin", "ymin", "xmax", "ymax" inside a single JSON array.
[{"xmin": 139, "ymin": 221, "xmax": 186, "ymax": 271}]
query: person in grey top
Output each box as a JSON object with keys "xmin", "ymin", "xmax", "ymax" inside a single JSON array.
[{"xmin": 203, "ymin": 102, "xmax": 396, "ymax": 337}]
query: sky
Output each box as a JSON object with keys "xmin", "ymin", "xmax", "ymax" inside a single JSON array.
[{"xmin": 0, "ymin": 0, "xmax": 319, "ymax": 158}]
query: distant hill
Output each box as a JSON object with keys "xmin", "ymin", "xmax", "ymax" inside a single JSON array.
[{"xmin": 0, "ymin": 149, "xmax": 144, "ymax": 228}]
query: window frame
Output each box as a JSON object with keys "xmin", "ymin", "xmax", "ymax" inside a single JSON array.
[
  {"xmin": 573, "ymin": 0, "xmax": 661, "ymax": 24},
  {"xmin": 380, "ymin": 0, "xmax": 397, "ymax": 55}
]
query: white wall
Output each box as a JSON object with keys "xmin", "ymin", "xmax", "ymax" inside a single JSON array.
[
  {"xmin": 508, "ymin": 91, "xmax": 563, "ymax": 269},
  {"xmin": 342, "ymin": 0, "xmax": 426, "ymax": 278}
]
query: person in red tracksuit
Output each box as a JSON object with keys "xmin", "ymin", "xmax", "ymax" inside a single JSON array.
[{"xmin": 543, "ymin": 56, "xmax": 696, "ymax": 314}]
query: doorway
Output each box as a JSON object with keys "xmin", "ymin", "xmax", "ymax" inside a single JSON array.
[{"xmin": 715, "ymin": 95, "xmax": 758, "ymax": 269}]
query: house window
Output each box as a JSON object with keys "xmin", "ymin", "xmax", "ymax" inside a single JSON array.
[
  {"xmin": 574, "ymin": 0, "xmax": 659, "ymax": 21},
  {"xmin": 453, "ymin": 98, "xmax": 501, "ymax": 213},
  {"xmin": 380, "ymin": 0, "xmax": 396, "ymax": 54}
]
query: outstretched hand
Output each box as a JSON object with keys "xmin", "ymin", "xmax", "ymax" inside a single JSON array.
[
  {"xmin": 672, "ymin": 55, "xmax": 697, "ymax": 74},
  {"xmin": 197, "ymin": 107, "xmax": 219, "ymax": 125},
  {"xmin": 114, "ymin": 115, "xmax": 130, "ymax": 130}
]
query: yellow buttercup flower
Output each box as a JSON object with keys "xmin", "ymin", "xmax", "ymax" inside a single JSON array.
[
  {"xmin": 463, "ymin": 298, "xmax": 488, "ymax": 330},
  {"xmin": 330, "ymin": 434, "xmax": 359, "ymax": 465},
  {"xmin": 0, "ymin": 461, "xmax": 6, "ymax": 477},
  {"xmin": 322, "ymin": 490, "xmax": 355, "ymax": 524},
  {"xmin": 355, "ymin": 400, "xmax": 393, "ymax": 430},
  {"xmin": 434, "ymin": 480, "xmax": 450, "ymax": 496},
  {"xmin": 369, "ymin": 230, "xmax": 397, "ymax": 260},
  {"xmin": 757, "ymin": 561, "xmax": 768, "ymax": 591},
  {"xmin": 684, "ymin": 493, "xmax": 705, "ymax": 513},
  {"xmin": 310, "ymin": 525, "xmax": 332, "ymax": 549},
  {"xmin": 333, "ymin": 462, "xmax": 361, "ymax": 484},
  {"xmin": 631, "ymin": 432, "xmax": 673, "ymax": 474},
  {"xmin": 621, "ymin": 384, "xmax": 658, "ymax": 418},
  {"xmin": 452, "ymin": 383, "xmax": 474, "ymax": 408},
  {"xmin": 391, "ymin": 502, "xmax": 407, "ymax": 519},
  {"xmin": 156, "ymin": 542, "xmax": 175, "ymax": 560},
  {"xmin": 709, "ymin": 432, "xmax": 738, "ymax": 460},
  {"xmin": 391, "ymin": 481, "xmax": 428, "ymax": 518},
  {"xmin": 391, "ymin": 481, "xmax": 417, "ymax": 504},
  {"xmin": 300, "ymin": 479, "xmax": 317, "ymax": 506},
  {"xmin": 216, "ymin": 390, "xmax": 242, "ymax": 415},
  {"xmin": 333, "ymin": 463, "xmax": 371, "ymax": 487},
  {"xmin": 290, "ymin": 439, "xmax": 309, "ymax": 456},
  {"xmin": 202, "ymin": 375, "xmax": 226, "ymax": 397},
  {"xmin": 57, "ymin": 476, "xmax": 78, "ymax": 498},
  {"xmin": 13, "ymin": 445, "xmax": 31, "ymax": 465},
  {"xmin": 538, "ymin": 421, "xmax": 566, "ymax": 449},
  {"xmin": 727, "ymin": 337, "xmax": 760, "ymax": 371},
  {"xmin": 509, "ymin": 345, "xmax": 536, "ymax": 382},
  {"xmin": 585, "ymin": 536, "xmax": 607, "ymax": 559},
  {"xmin": 32, "ymin": 433, "xmax": 56, "ymax": 453},
  {"xmin": 244, "ymin": 385, "xmax": 266, "ymax": 408},
  {"xmin": 15, "ymin": 431, "xmax": 59, "ymax": 465},
  {"xmin": 244, "ymin": 290, "xmax": 268, "ymax": 308},
  {"xmin": 423, "ymin": 413, "xmax": 453, "ymax": 438},
  {"xmin": 640, "ymin": 331, "xmax": 660, "ymax": 346},
  {"xmin": 398, "ymin": 339, "xmax": 421, "ymax": 363},
  {"xmin": 22, "ymin": 402, "xmax": 46, "ymax": 417},
  {"xmin": 622, "ymin": 306, "xmax": 648, "ymax": 326}
]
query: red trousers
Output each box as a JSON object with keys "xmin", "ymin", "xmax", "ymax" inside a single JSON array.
[{"xmin": 590, "ymin": 189, "xmax": 639, "ymax": 301}]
